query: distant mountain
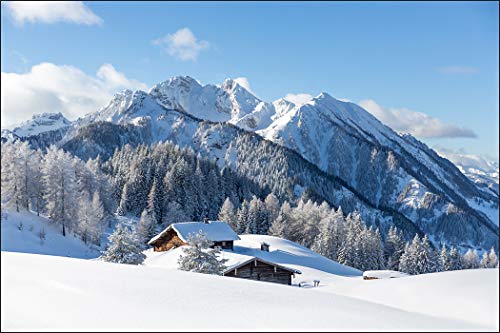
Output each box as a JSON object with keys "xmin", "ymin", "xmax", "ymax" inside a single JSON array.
[
  {"xmin": 436, "ymin": 149, "xmax": 499, "ymax": 197},
  {"xmin": 1, "ymin": 112, "xmax": 71, "ymax": 150},
  {"xmin": 2, "ymin": 76, "xmax": 498, "ymax": 250}
]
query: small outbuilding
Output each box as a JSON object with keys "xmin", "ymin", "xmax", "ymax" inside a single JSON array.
[
  {"xmin": 223, "ymin": 257, "xmax": 301, "ymax": 285},
  {"xmin": 148, "ymin": 220, "xmax": 240, "ymax": 252}
]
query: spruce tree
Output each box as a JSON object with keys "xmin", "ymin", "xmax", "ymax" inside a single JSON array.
[
  {"xmin": 100, "ymin": 224, "xmax": 146, "ymax": 265},
  {"xmin": 177, "ymin": 231, "xmax": 228, "ymax": 275}
]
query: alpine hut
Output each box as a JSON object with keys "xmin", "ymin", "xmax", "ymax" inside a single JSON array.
[{"xmin": 148, "ymin": 219, "xmax": 240, "ymax": 252}]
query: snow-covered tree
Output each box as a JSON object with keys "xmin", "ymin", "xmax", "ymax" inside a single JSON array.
[
  {"xmin": 235, "ymin": 200, "xmax": 249, "ymax": 234},
  {"xmin": 480, "ymin": 247, "xmax": 498, "ymax": 268},
  {"xmin": 384, "ymin": 226, "xmax": 405, "ymax": 271},
  {"xmin": 137, "ymin": 209, "xmax": 157, "ymax": 246},
  {"xmin": 1, "ymin": 141, "xmax": 31, "ymax": 212},
  {"xmin": 463, "ymin": 249, "xmax": 480, "ymax": 269},
  {"xmin": 311, "ymin": 216, "xmax": 336, "ymax": 258},
  {"xmin": 164, "ymin": 201, "xmax": 189, "ymax": 226},
  {"xmin": 440, "ymin": 244, "xmax": 451, "ymax": 272},
  {"xmin": 42, "ymin": 146, "xmax": 78, "ymax": 236},
  {"xmin": 177, "ymin": 230, "xmax": 228, "ymax": 275},
  {"xmin": 448, "ymin": 247, "xmax": 463, "ymax": 271},
  {"xmin": 487, "ymin": 247, "xmax": 498, "ymax": 268},
  {"xmin": 100, "ymin": 224, "xmax": 146, "ymax": 265},
  {"xmin": 218, "ymin": 197, "xmax": 237, "ymax": 230},
  {"xmin": 268, "ymin": 201, "xmax": 291, "ymax": 238},
  {"xmin": 264, "ymin": 193, "xmax": 280, "ymax": 226}
]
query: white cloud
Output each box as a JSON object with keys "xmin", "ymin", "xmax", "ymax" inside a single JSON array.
[
  {"xmin": 4, "ymin": 1, "xmax": 102, "ymax": 25},
  {"xmin": 1, "ymin": 63, "xmax": 147, "ymax": 128},
  {"xmin": 284, "ymin": 93, "xmax": 313, "ymax": 105},
  {"xmin": 437, "ymin": 66, "xmax": 478, "ymax": 74},
  {"xmin": 359, "ymin": 99, "xmax": 477, "ymax": 139},
  {"xmin": 153, "ymin": 28, "xmax": 210, "ymax": 61},
  {"xmin": 233, "ymin": 77, "xmax": 256, "ymax": 95}
]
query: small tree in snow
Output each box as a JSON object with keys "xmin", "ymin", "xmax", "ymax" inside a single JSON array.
[
  {"xmin": 177, "ymin": 230, "xmax": 228, "ymax": 275},
  {"xmin": 100, "ymin": 224, "xmax": 146, "ymax": 265}
]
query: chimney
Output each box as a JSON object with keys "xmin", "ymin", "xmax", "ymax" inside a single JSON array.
[{"xmin": 203, "ymin": 217, "xmax": 210, "ymax": 224}]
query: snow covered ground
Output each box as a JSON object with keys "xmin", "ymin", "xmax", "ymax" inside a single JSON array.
[
  {"xmin": 2, "ymin": 252, "xmax": 498, "ymax": 331},
  {"xmin": 1, "ymin": 212, "xmax": 498, "ymax": 331},
  {"xmin": 1, "ymin": 210, "xmax": 100, "ymax": 259}
]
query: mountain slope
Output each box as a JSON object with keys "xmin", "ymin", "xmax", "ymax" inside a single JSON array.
[{"xmin": 3, "ymin": 76, "xmax": 498, "ymax": 250}]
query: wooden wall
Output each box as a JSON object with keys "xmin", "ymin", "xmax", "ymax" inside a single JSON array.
[
  {"xmin": 153, "ymin": 229, "xmax": 186, "ymax": 252},
  {"xmin": 224, "ymin": 260, "xmax": 293, "ymax": 285}
]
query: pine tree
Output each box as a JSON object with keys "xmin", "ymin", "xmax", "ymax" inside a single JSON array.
[
  {"xmin": 264, "ymin": 193, "xmax": 280, "ymax": 227},
  {"xmin": 137, "ymin": 209, "xmax": 157, "ymax": 246},
  {"xmin": 488, "ymin": 247, "xmax": 498, "ymax": 268},
  {"xmin": 177, "ymin": 231, "xmax": 228, "ymax": 275},
  {"xmin": 268, "ymin": 201, "xmax": 291, "ymax": 239},
  {"xmin": 42, "ymin": 146, "xmax": 77, "ymax": 236},
  {"xmin": 440, "ymin": 244, "xmax": 451, "ymax": 271},
  {"xmin": 164, "ymin": 201, "xmax": 189, "ymax": 226},
  {"xmin": 235, "ymin": 200, "xmax": 249, "ymax": 234},
  {"xmin": 463, "ymin": 249, "xmax": 480, "ymax": 269},
  {"xmin": 480, "ymin": 251, "xmax": 490, "ymax": 268},
  {"xmin": 384, "ymin": 226, "xmax": 405, "ymax": 271},
  {"xmin": 218, "ymin": 198, "xmax": 237, "ymax": 230},
  {"xmin": 146, "ymin": 178, "xmax": 163, "ymax": 225},
  {"xmin": 311, "ymin": 217, "xmax": 336, "ymax": 259},
  {"xmin": 416, "ymin": 235, "xmax": 433, "ymax": 274},
  {"xmin": 100, "ymin": 224, "xmax": 146, "ymax": 265},
  {"xmin": 448, "ymin": 247, "xmax": 463, "ymax": 271}
]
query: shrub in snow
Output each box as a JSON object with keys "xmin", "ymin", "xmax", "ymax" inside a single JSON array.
[
  {"xmin": 100, "ymin": 224, "xmax": 146, "ymax": 265},
  {"xmin": 178, "ymin": 230, "xmax": 228, "ymax": 275},
  {"xmin": 17, "ymin": 221, "xmax": 23, "ymax": 231}
]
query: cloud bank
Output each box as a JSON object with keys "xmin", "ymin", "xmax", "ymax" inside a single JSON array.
[
  {"xmin": 359, "ymin": 99, "xmax": 477, "ymax": 139},
  {"xmin": 153, "ymin": 28, "xmax": 210, "ymax": 61},
  {"xmin": 4, "ymin": 1, "xmax": 102, "ymax": 25},
  {"xmin": 1, "ymin": 63, "xmax": 147, "ymax": 128},
  {"xmin": 284, "ymin": 93, "xmax": 313, "ymax": 105}
]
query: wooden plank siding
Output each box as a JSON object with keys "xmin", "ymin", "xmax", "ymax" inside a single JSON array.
[
  {"xmin": 224, "ymin": 259, "xmax": 293, "ymax": 285},
  {"xmin": 153, "ymin": 229, "xmax": 186, "ymax": 252},
  {"xmin": 152, "ymin": 230, "xmax": 234, "ymax": 252}
]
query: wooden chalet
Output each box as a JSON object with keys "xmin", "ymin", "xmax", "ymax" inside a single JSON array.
[
  {"xmin": 223, "ymin": 257, "xmax": 301, "ymax": 285},
  {"xmin": 148, "ymin": 219, "xmax": 240, "ymax": 252}
]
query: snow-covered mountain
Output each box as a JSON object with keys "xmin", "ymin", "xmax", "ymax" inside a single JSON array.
[
  {"xmin": 435, "ymin": 149, "xmax": 499, "ymax": 196},
  {"xmin": 3, "ymin": 76, "xmax": 498, "ymax": 250},
  {"xmin": 2, "ymin": 112, "xmax": 71, "ymax": 138},
  {"xmin": 1, "ymin": 112, "xmax": 71, "ymax": 150}
]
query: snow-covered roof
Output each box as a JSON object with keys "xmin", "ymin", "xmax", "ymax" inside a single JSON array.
[
  {"xmin": 148, "ymin": 221, "xmax": 240, "ymax": 245},
  {"xmin": 363, "ymin": 270, "xmax": 409, "ymax": 279},
  {"xmin": 223, "ymin": 255, "xmax": 302, "ymax": 275}
]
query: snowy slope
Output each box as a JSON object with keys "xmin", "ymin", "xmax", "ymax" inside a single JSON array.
[
  {"xmin": 2, "ymin": 251, "xmax": 497, "ymax": 331},
  {"xmin": 1, "ymin": 210, "xmax": 100, "ymax": 259}
]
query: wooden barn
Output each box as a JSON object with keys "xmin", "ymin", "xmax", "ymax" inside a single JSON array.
[
  {"xmin": 148, "ymin": 219, "xmax": 240, "ymax": 252},
  {"xmin": 223, "ymin": 257, "xmax": 301, "ymax": 285}
]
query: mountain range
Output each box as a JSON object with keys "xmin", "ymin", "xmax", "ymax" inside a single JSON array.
[{"xmin": 2, "ymin": 76, "xmax": 498, "ymax": 250}]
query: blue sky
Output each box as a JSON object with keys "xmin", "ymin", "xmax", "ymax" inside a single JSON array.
[{"xmin": 1, "ymin": 1, "xmax": 498, "ymax": 159}]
